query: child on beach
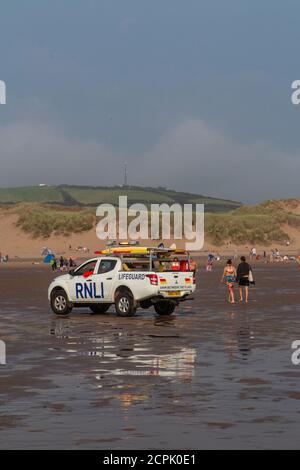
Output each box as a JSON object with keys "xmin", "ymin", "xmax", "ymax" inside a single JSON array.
[{"xmin": 221, "ymin": 259, "xmax": 236, "ymax": 304}]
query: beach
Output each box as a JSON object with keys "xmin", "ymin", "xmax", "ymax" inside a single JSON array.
[{"xmin": 0, "ymin": 261, "xmax": 300, "ymax": 449}]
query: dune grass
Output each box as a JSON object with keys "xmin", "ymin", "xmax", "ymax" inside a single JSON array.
[
  {"xmin": 13, "ymin": 204, "xmax": 96, "ymax": 238},
  {"xmin": 205, "ymin": 201, "xmax": 300, "ymax": 245}
]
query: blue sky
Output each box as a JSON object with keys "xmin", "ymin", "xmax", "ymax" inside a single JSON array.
[{"xmin": 0, "ymin": 0, "xmax": 299, "ymax": 202}]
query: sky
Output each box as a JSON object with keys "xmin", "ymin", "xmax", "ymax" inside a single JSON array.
[{"xmin": 0, "ymin": 0, "xmax": 300, "ymax": 203}]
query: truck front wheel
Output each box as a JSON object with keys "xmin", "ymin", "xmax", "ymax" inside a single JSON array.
[
  {"xmin": 154, "ymin": 301, "xmax": 176, "ymax": 316},
  {"xmin": 115, "ymin": 290, "xmax": 136, "ymax": 317},
  {"xmin": 51, "ymin": 289, "xmax": 72, "ymax": 316}
]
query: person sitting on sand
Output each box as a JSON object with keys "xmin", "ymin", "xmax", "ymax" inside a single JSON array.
[
  {"xmin": 221, "ymin": 259, "xmax": 236, "ymax": 304},
  {"xmin": 236, "ymin": 256, "xmax": 252, "ymax": 303}
]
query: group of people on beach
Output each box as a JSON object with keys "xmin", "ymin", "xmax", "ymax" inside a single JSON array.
[
  {"xmin": 50, "ymin": 256, "xmax": 75, "ymax": 272},
  {"xmin": 221, "ymin": 257, "xmax": 254, "ymax": 304}
]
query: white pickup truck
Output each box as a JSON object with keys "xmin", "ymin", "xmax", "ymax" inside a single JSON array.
[{"xmin": 48, "ymin": 250, "xmax": 196, "ymax": 317}]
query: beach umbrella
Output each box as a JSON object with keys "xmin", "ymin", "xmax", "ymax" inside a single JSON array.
[
  {"xmin": 44, "ymin": 254, "xmax": 55, "ymax": 264},
  {"xmin": 41, "ymin": 247, "xmax": 53, "ymax": 256}
]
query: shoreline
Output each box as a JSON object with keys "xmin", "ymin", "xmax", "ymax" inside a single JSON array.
[{"xmin": 1, "ymin": 251, "xmax": 299, "ymax": 270}]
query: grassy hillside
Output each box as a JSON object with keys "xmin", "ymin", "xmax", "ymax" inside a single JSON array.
[
  {"xmin": 63, "ymin": 186, "xmax": 174, "ymax": 205},
  {"xmin": 0, "ymin": 186, "xmax": 64, "ymax": 203},
  {"xmin": 0, "ymin": 185, "xmax": 241, "ymax": 212}
]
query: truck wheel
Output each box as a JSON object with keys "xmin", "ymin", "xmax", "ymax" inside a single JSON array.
[
  {"xmin": 51, "ymin": 289, "xmax": 72, "ymax": 316},
  {"xmin": 90, "ymin": 304, "xmax": 111, "ymax": 314},
  {"xmin": 154, "ymin": 301, "xmax": 176, "ymax": 316},
  {"xmin": 115, "ymin": 291, "xmax": 136, "ymax": 317}
]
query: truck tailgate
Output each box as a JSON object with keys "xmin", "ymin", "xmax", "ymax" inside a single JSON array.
[{"xmin": 157, "ymin": 272, "xmax": 194, "ymax": 293}]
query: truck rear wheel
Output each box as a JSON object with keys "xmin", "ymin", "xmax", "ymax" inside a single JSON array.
[
  {"xmin": 90, "ymin": 304, "xmax": 111, "ymax": 314},
  {"xmin": 115, "ymin": 291, "xmax": 136, "ymax": 317},
  {"xmin": 51, "ymin": 289, "xmax": 72, "ymax": 316},
  {"xmin": 154, "ymin": 301, "xmax": 176, "ymax": 316}
]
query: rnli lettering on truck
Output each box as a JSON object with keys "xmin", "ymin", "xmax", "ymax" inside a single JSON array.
[{"xmin": 75, "ymin": 282, "xmax": 104, "ymax": 299}]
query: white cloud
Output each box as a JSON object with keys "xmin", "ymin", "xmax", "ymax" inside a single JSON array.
[
  {"xmin": 133, "ymin": 118, "xmax": 300, "ymax": 203},
  {"xmin": 0, "ymin": 121, "xmax": 123, "ymax": 186},
  {"xmin": 0, "ymin": 118, "xmax": 299, "ymax": 203}
]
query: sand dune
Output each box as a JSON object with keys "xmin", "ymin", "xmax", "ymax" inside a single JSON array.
[{"xmin": 0, "ymin": 215, "xmax": 299, "ymax": 260}]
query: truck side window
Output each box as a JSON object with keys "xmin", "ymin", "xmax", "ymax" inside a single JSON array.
[
  {"xmin": 98, "ymin": 259, "xmax": 117, "ymax": 274},
  {"xmin": 74, "ymin": 261, "xmax": 97, "ymax": 277}
]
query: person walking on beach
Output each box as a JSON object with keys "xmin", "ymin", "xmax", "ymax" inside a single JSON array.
[
  {"xmin": 221, "ymin": 259, "xmax": 236, "ymax": 304},
  {"xmin": 250, "ymin": 247, "xmax": 257, "ymax": 260},
  {"xmin": 206, "ymin": 252, "xmax": 214, "ymax": 272},
  {"xmin": 236, "ymin": 256, "xmax": 252, "ymax": 303}
]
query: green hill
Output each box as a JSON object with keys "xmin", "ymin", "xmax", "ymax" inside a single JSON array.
[
  {"xmin": 0, "ymin": 186, "xmax": 64, "ymax": 203},
  {"xmin": 0, "ymin": 185, "xmax": 241, "ymax": 212}
]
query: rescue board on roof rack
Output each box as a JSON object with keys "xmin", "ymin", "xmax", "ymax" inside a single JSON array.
[
  {"xmin": 95, "ymin": 247, "xmax": 188, "ymax": 256},
  {"xmin": 95, "ymin": 247, "xmax": 150, "ymax": 255}
]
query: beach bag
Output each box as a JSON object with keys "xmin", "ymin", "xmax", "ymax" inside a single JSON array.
[{"xmin": 249, "ymin": 270, "xmax": 255, "ymax": 285}]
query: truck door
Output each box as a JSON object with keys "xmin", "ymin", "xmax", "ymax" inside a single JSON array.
[
  {"xmin": 69, "ymin": 259, "xmax": 98, "ymax": 302},
  {"xmin": 92, "ymin": 258, "xmax": 118, "ymax": 302},
  {"xmin": 69, "ymin": 258, "xmax": 118, "ymax": 303}
]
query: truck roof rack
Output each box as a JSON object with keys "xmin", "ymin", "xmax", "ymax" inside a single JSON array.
[{"xmin": 94, "ymin": 246, "xmax": 189, "ymax": 257}]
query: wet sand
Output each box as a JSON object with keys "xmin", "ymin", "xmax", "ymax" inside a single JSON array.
[{"xmin": 0, "ymin": 262, "xmax": 300, "ymax": 449}]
